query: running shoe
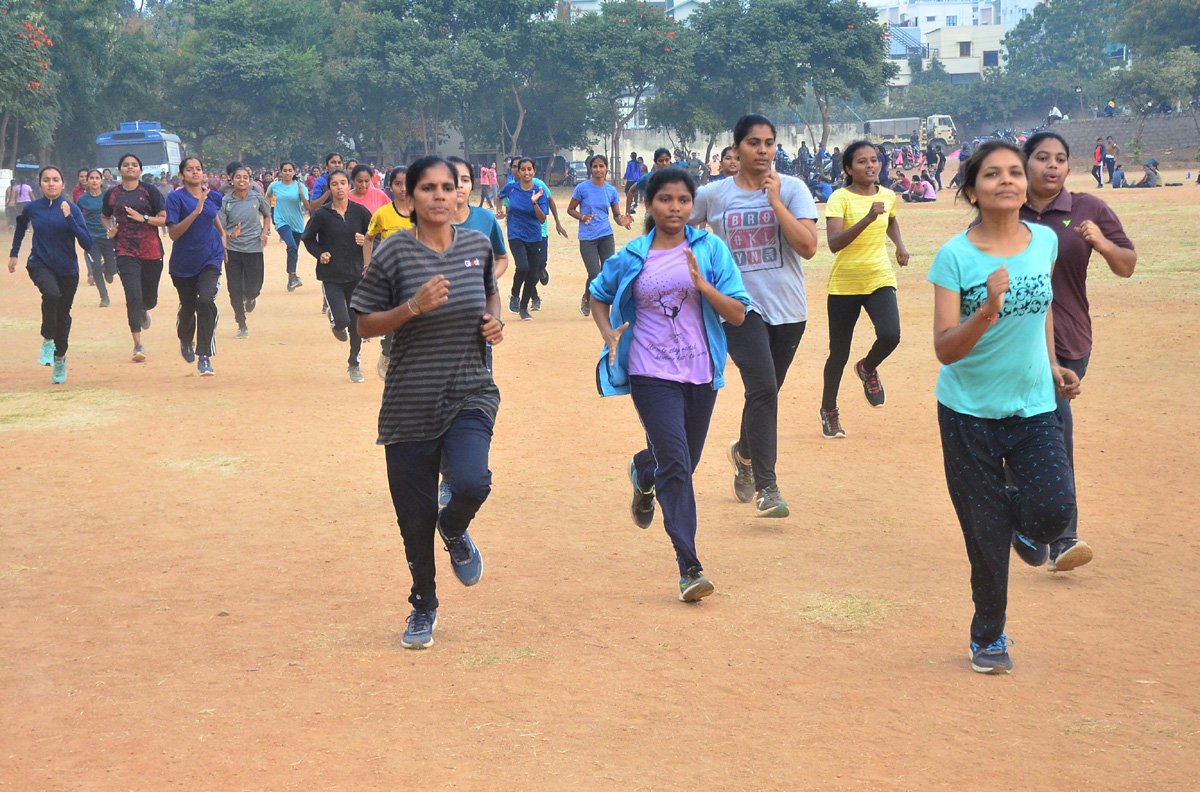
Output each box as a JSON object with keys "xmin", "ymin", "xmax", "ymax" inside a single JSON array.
[
  {"xmin": 439, "ymin": 480, "xmax": 452, "ymax": 508},
  {"xmin": 1048, "ymin": 539, "xmax": 1093, "ymax": 572},
  {"xmin": 376, "ymin": 353, "xmax": 389, "ymax": 380},
  {"xmin": 348, "ymin": 365, "xmax": 364, "ymax": 383},
  {"xmin": 287, "ymin": 275, "xmax": 302, "ymax": 292},
  {"xmin": 629, "ymin": 460, "xmax": 656, "ymax": 529},
  {"xmin": 531, "ymin": 297, "xmax": 542, "ymax": 311},
  {"xmin": 580, "ymin": 294, "xmax": 591, "ymax": 317},
  {"xmin": 727, "ymin": 441, "xmax": 755, "ymax": 504},
  {"xmin": 244, "ymin": 297, "xmax": 256, "ymax": 313},
  {"xmin": 755, "ymin": 485, "xmax": 790, "ymax": 518},
  {"xmin": 99, "ymin": 297, "xmax": 110, "ymax": 308},
  {"xmin": 401, "ymin": 608, "xmax": 438, "ymax": 650},
  {"xmin": 141, "ymin": 310, "xmax": 152, "ymax": 330},
  {"xmin": 679, "ymin": 567, "xmax": 715, "ymax": 602},
  {"xmin": 969, "ymin": 635, "xmax": 1014, "ymax": 674},
  {"xmin": 509, "ymin": 295, "xmax": 520, "ymax": 314},
  {"xmin": 539, "ymin": 268, "xmax": 550, "ymax": 286},
  {"xmin": 104, "ymin": 272, "xmax": 114, "ymax": 284},
  {"xmin": 820, "ymin": 407, "xmax": 847, "ymax": 439},
  {"xmin": 437, "ymin": 522, "xmax": 483, "ymax": 586},
  {"xmin": 51, "ymin": 357, "xmax": 66, "ymax": 384},
  {"xmin": 855, "ymin": 359, "xmax": 886, "ymax": 408},
  {"xmin": 180, "ymin": 340, "xmax": 196, "ymax": 363},
  {"xmin": 197, "ymin": 356, "xmax": 214, "ymax": 377},
  {"xmin": 236, "ymin": 324, "xmax": 249, "ymax": 340},
  {"xmin": 519, "ymin": 308, "xmax": 533, "ymax": 322},
  {"xmin": 39, "ymin": 339, "xmax": 55, "ymax": 366},
  {"xmin": 132, "ymin": 344, "xmax": 147, "ymax": 363},
  {"xmin": 1012, "ymin": 532, "xmax": 1049, "ymax": 567},
  {"xmin": 332, "ymin": 326, "xmax": 349, "ymax": 342}
]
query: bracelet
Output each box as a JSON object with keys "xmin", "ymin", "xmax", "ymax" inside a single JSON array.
[
  {"xmin": 495, "ymin": 317, "xmax": 505, "ymax": 330},
  {"xmin": 978, "ymin": 305, "xmax": 998, "ymax": 324},
  {"xmin": 408, "ymin": 296, "xmax": 422, "ymax": 315}
]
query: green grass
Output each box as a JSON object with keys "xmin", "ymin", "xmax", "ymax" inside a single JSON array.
[
  {"xmin": 1065, "ymin": 718, "xmax": 1118, "ymax": 736},
  {"xmin": 0, "ymin": 387, "xmax": 134, "ymax": 433}
]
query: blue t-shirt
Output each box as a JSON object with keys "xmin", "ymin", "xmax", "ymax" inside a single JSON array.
[
  {"xmin": 497, "ymin": 180, "xmax": 549, "ymax": 243},
  {"xmin": 310, "ymin": 173, "xmax": 329, "ymax": 202},
  {"xmin": 76, "ymin": 192, "xmax": 107, "ymax": 237},
  {"xmin": 165, "ymin": 188, "xmax": 225, "ymax": 277},
  {"xmin": 927, "ymin": 222, "xmax": 1058, "ymax": 419},
  {"xmin": 267, "ymin": 179, "xmax": 309, "ymax": 232},
  {"xmin": 455, "ymin": 206, "xmax": 507, "ymax": 256},
  {"xmin": 571, "ymin": 180, "xmax": 619, "ymax": 241}
]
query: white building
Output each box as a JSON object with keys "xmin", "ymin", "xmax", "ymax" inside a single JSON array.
[
  {"xmin": 996, "ymin": 0, "xmax": 1044, "ymax": 30},
  {"xmin": 865, "ymin": 0, "xmax": 998, "ymax": 35},
  {"xmin": 565, "ymin": 0, "xmax": 708, "ymax": 22}
]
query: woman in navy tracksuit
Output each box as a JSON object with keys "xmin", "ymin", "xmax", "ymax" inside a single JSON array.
[{"xmin": 589, "ymin": 167, "xmax": 750, "ymax": 602}]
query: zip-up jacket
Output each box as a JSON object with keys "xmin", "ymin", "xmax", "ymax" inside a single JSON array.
[
  {"xmin": 10, "ymin": 197, "xmax": 93, "ymax": 276},
  {"xmin": 301, "ymin": 202, "xmax": 371, "ymax": 283}
]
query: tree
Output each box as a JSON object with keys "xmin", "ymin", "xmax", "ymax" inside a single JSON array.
[
  {"xmin": 0, "ymin": 3, "xmax": 56, "ymax": 165},
  {"xmin": 1116, "ymin": 0, "xmax": 1200, "ymax": 59}
]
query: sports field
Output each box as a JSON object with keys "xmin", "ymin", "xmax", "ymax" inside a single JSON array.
[{"xmin": 2, "ymin": 173, "xmax": 1197, "ymax": 789}]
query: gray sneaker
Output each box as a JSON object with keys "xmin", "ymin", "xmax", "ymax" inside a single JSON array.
[
  {"xmin": 1048, "ymin": 539, "xmax": 1093, "ymax": 572},
  {"xmin": 755, "ymin": 485, "xmax": 790, "ymax": 518},
  {"xmin": 141, "ymin": 310, "xmax": 152, "ymax": 330},
  {"xmin": 236, "ymin": 324, "xmax": 249, "ymax": 339},
  {"xmin": 727, "ymin": 441, "xmax": 755, "ymax": 503},
  {"xmin": 679, "ymin": 568, "xmax": 715, "ymax": 602},
  {"xmin": 969, "ymin": 635, "xmax": 1013, "ymax": 674},
  {"xmin": 348, "ymin": 365, "xmax": 365, "ymax": 383},
  {"xmin": 132, "ymin": 344, "xmax": 147, "ymax": 362}
]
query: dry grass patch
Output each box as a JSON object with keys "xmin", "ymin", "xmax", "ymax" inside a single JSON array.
[
  {"xmin": 0, "ymin": 387, "xmax": 133, "ymax": 433},
  {"xmin": 792, "ymin": 594, "xmax": 897, "ymax": 632}
]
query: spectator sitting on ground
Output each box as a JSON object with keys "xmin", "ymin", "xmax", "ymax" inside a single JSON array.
[
  {"xmin": 1111, "ymin": 164, "xmax": 1126, "ymax": 189},
  {"xmin": 1128, "ymin": 161, "xmax": 1159, "ymax": 188},
  {"xmin": 902, "ymin": 170, "xmax": 937, "ymax": 202},
  {"xmin": 812, "ymin": 176, "xmax": 833, "ymax": 203},
  {"xmin": 892, "ymin": 171, "xmax": 913, "ymax": 196}
]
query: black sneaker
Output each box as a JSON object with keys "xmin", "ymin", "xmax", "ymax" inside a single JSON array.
[
  {"xmin": 99, "ymin": 296, "xmax": 110, "ymax": 308},
  {"xmin": 531, "ymin": 297, "xmax": 542, "ymax": 311},
  {"xmin": 679, "ymin": 567, "xmax": 715, "ymax": 602},
  {"xmin": 855, "ymin": 359, "xmax": 886, "ymax": 407},
  {"xmin": 509, "ymin": 295, "xmax": 519, "ymax": 314},
  {"xmin": 820, "ymin": 407, "xmax": 846, "ymax": 439},
  {"xmin": 1048, "ymin": 539, "xmax": 1093, "ymax": 572},
  {"xmin": 244, "ymin": 297, "xmax": 257, "ymax": 313},
  {"xmin": 580, "ymin": 294, "xmax": 591, "ymax": 316},
  {"xmin": 629, "ymin": 460, "xmax": 655, "ymax": 529},
  {"xmin": 1012, "ymin": 532, "xmax": 1050, "ymax": 567},
  {"xmin": 727, "ymin": 440, "xmax": 755, "ymax": 503},
  {"xmin": 969, "ymin": 634, "xmax": 1013, "ymax": 674},
  {"xmin": 180, "ymin": 340, "xmax": 196, "ymax": 363},
  {"xmin": 519, "ymin": 308, "xmax": 533, "ymax": 321},
  {"xmin": 539, "ymin": 267, "xmax": 550, "ymax": 286},
  {"xmin": 755, "ymin": 485, "xmax": 789, "ymax": 518}
]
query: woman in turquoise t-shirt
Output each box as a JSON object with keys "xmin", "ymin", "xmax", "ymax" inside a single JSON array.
[
  {"xmin": 266, "ymin": 161, "xmax": 310, "ymax": 292},
  {"xmin": 928, "ymin": 141, "xmax": 1081, "ymax": 676}
]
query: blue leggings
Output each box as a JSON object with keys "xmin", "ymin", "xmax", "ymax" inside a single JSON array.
[{"xmin": 276, "ymin": 224, "xmax": 300, "ymax": 275}]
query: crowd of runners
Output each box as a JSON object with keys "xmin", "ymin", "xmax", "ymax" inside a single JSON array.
[{"xmin": 6, "ymin": 113, "xmax": 1137, "ymax": 672}]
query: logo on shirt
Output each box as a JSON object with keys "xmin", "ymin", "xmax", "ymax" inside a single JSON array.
[
  {"xmin": 463, "ymin": 258, "xmax": 483, "ymax": 268},
  {"xmin": 1062, "ymin": 220, "xmax": 1071, "ymax": 228},
  {"xmin": 725, "ymin": 208, "xmax": 782, "ymax": 273}
]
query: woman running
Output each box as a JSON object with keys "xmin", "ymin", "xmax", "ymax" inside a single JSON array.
[
  {"xmin": 301, "ymin": 169, "xmax": 371, "ymax": 382},
  {"xmin": 366, "ymin": 166, "xmax": 413, "ymax": 380},
  {"xmin": 689, "ymin": 114, "xmax": 819, "ymax": 518},
  {"xmin": 496, "ymin": 158, "xmax": 549, "ymax": 321},
  {"xmin": 351, "ymin": 156, "xmax": 504, "ymax": 650},
  {"xmin": 7, "ymin": 166, "xmax": 93, "ymax": 384},
  {"xmin": 165, "ymin": 157, "xmax": 225, "ymax": 376},
  {"xmin": 77, "ymin": 170, "xmax": 117, "ymax": 308},
  {"xmin": 928, "ymin": 140, "xmax": 1080, "ymax": 674},
  {"xmin": 102, "ymin": 153, "xmax": 167, "ymax": 362},
  {"xmin": 348, "ymin": 164, "xmax": 391, "ymax": 215},
  {"xmin": 266, "ymin": 162, "xmax": 309, "ymax": 292},
  {"xmin": 589, "ymin": 167, "xmax": 750, "ymax": 601},
  {"xmin": 819, "ymin": 141, "xmax": 910, "ymax": 438},
  {"xmin": 1020, "ymin": 131, "xmax": 1136, "ymax": 572},
  {"xmin": 568, "ymin": 154, "xmax": 631, "ymax": 317},
  {"xmin": 447, "ymin": 157, "xmax": 509, "ymax": 281},
  {"xmin": 719, "ymin": 146, "xmax": 739, "ymax": 180},
  {"xmin": 217, "ymin": 165, "xmax": 272, "ymax": 339}
]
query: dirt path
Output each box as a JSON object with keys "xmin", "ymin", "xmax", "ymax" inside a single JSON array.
[{"xmin": 1, "ymin": 177, "xmax": 1197, "ymax": 790}]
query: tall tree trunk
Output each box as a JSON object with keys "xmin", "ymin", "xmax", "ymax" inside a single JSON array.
[
  {"xmin": 609, "ymin": 88, "xmax": 645, "ymax": 188},
  {"xmin": 0, "ymin": 113, "xmax": 9, "ymax": 169},
  {"xmin": 420, "ymin": 109, "xmax": 430, "ymax": 156},
  {"xmin": 507, "ymin": 81, "xmax": 526, "ymax": 157},
  {"xmin": 816, "ymin": 93, "xmax": 832, "ymax": 148},
  {"xmin": 9, "ymin": 122, "xmax": 20, "ymax": 169}
]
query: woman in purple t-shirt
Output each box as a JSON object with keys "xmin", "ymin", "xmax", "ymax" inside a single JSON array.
[{"xmin": 588, "ymin": 168, "xmax": 750, "ymax": 603}]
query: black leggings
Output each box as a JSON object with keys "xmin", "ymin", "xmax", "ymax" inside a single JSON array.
[
  {"xmin": 509, "ymin": 237, "xmax": 547, "ymax": 310},
  {"xmin": 821, "ymin": 287, "xmax": 900, "ymax": 411},
  {"xmin": 28, "ymin": 263, "xmax": 79, "ymax": 358}
]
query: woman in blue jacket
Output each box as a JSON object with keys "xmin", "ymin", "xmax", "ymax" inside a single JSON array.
[
  {"xmin": 7, "ymin": 165, "xmax": 93, "ymax": 384},
  {"xmin": 589, "ymin": 167, "xmax": 750, "ymax": 602}
]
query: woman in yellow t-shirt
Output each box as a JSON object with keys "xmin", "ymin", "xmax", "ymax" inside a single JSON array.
[
  {"xmin": 365, "ymin": 166, "xmax": 413, "ymax": 380},
  {"xmin": 820, "ymin": 141, "xmax": 910, "ymax": 438}
]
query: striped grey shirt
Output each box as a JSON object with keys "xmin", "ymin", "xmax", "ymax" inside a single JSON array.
[{"xmin": 351, "ymin": 227, "xmax": 499, "ymax": 445}]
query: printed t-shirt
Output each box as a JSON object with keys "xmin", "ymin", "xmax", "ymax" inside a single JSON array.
[
  {"xmin": 367, "ymin": 202, "xmax": 413, "ymax": 240},
  {"xmin": 165, "ymin": 188, "xmax": 225, "ymax": 277},
  {"xmin": 76, "ymin": 192, "xmax": 107, "ymax": 238},
  {"xmin": 455, "ymin": 206, "xmax": 507, "ymax": 256},
  {"xmin": 266, "ymin": 179, "xmax": 309, "ymax": 232},
  {"xmin": 825, "ymin": 187, "xmax": 897, "ymax": 295},
  {"xmin": 103, "ymin": 183, "xmax": 165, "ymax": 259},
  {"xmin": 348, "ymin": 187, "xmax": 391, "ymax": 215},
  {"xmin": 927, "ymin": 222, "xmax": 1057, "ymax": 419},
  {"xmin": 628, "ymin": 242, "xmax": 713, "ymax": 385},
  {"xmin": 690, "ymin": 174, "xmax": 818, "ymax": 324},
  {"xmin": 571, "ymin": 180, "xmax": 619, "ymax": 241},
  {"xmin": 350, "ymin": 228, "xmax": 500, "ymax": 444},
  {"xmin": 217, "ymin": 191, "xmax": 271, "ymax": 254}
]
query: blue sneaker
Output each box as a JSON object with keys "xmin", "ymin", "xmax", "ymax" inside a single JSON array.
[
  {"xmin": 629, "ymin": 460, "xmax": 655, "ymax": 529},
  {"xmin": 969, "ymin": 635, "xmax": 1014, "ymax": 674},
  {"xmin": 401, "ymin": 608, "xmax": 437, "ymax": 649},
  {"xmin": 439, "ymin": 480, "xmax": 452, "ymax": 508},
  {"xmin": 180, "ymin": 340, "xmax": 196, "ymax": 363},
  {"xmin": 679, "ymin": 567, "xmax": 715, "ymax": 602},
  {"xmin": 437, "ymin": 521, "xmax": 483, "ymax": 586},
  {"xmin": 1012, "ymin": 532, "xmax": 1049, "ymax": 567},
  {"xmin": 197, "ymin": 356, "xmax": 214, "ymax": 377},
  {"xmin": 51, "ymin": 357, "xmax": 66, "ymax": 384},
  {"xmin": 39, "ymin": 339, "xmax": 54, "ymax": 366}
]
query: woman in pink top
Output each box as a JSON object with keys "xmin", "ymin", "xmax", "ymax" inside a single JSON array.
[
  {"xmin": 348, "ymin": 165, "xmax": 391, "ymax": 215},
  {"xmin": 478, "ymin": 163, "xmax": 496, "ymax": 209}
]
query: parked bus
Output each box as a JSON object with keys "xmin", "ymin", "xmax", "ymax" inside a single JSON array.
[{"xmin": 95, "ymin": 121, "xmax": 183, "ymax": 177}]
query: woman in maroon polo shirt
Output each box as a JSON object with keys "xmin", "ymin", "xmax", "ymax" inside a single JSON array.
[{"xmin": 1019, "ymin": 131, "xmax": 1138, "ymax": 572}]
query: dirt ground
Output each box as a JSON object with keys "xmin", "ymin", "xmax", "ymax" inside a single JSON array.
[{"xmin": 1, "ymin": 171, "xmax": 1198, "ymax": 791}]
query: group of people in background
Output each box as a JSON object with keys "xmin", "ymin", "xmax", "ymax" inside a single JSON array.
[{"xmin": 5, "ymin": 113, "xmax": 1139, "ymax": 673}]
